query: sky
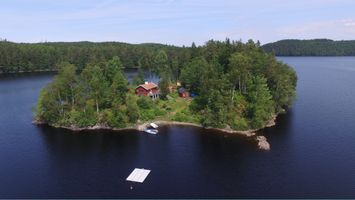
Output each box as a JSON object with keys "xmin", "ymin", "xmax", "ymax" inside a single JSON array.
[{"xmin": 1, "ymin": 0, "xmax": 355, "ymax": 46}]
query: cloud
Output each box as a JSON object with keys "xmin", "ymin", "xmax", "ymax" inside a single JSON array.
[
  {"xmin": 279, "ymin": 19, "xmax": 355, "ymax": 40},
  {"xmin": 344, "ymin": 20, "xmax": 355, "ymax": 27}
]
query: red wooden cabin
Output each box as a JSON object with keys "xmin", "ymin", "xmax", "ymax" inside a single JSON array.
[{"xmin": 135, "ymin": 82, "xmax": 159, "ymax": 100}]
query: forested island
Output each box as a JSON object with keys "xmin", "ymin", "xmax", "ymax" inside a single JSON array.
[
  {"xmin": 262, "ymin": 39, "xmax": 355, "ymax": 56},
  {"xmin": 33, "ymin": 39, "xmax": 297, "ymax": 135}
]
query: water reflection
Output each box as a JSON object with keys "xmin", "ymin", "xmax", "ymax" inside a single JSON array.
[
  {"xmin": 262, "ymin": 108, "xmax": 294, "ymax": 138},
  {"xmin": 37, "ymin": 125, "xmax": 142, "ymax": 160},
  {"xmin": 34, "ymin": 124, "xmax": 266, "ymax": 198}
]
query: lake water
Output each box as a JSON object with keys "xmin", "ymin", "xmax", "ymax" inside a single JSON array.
[{"xmin": 0, "ymin": 57, "xmax": 355, "ymax": 198}]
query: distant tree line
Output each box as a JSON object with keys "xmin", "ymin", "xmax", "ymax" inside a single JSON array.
[
  {"xmin": 262, "ymin": 39, "xmax": 355, "ymax": 56},
  {"xmin": 0, "ymin": 40, "xmax": 190, "ymax": 73},
  {"xmin": 35, "ymin": 39, "xmax": 297, "ymax": 130}
]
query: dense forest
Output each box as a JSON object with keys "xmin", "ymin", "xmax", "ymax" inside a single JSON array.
[
  {"xmin": 35, "ymin": 39, "xmax": 297, "ymax": 131},
  {"xmin": 262, "ymin": 39, "xmax": 355, "ymax": 56},
  {"xmin": 3, "ymin": 38, "xmax": 355, "ymax": 74},
  {"xmin": 0, "ymin": 40, "xmax": 189, "ymax": 73}
]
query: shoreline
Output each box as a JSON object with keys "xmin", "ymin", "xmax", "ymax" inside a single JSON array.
[
  {"xmin": 33, "ymin": 114, "xmax": 277, "ymax": 151},
  {"xmin": 0, "ymin": 69, "xmax": 58, "ymax": 74},
  {"xmin": 0, "ymin": 67, "xmax": 141, "ymax": 75},
  {"xmin": 32, "ymin": 119, "xmax": 268, "ymax": 136}
]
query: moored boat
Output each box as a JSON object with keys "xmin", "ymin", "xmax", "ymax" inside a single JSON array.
[
  {"xmin": 150, "ymin": 123, "xmax": 159, "ymax": 129},
  {"xmin": 144, "ymin": 128, "xmax": 158, "ymax": 134}
]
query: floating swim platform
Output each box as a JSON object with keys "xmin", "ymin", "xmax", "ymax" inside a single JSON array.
[{"xmin": 126, "ymin": 168, "xmax": 151, "ymax": 183}]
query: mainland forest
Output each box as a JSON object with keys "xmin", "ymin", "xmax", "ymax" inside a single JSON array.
[
  {"xmin": 262, "ymin": 39, "xmax": 355, "ymax": 56},
  {"xmin": 33, "ymin": 39, "xmax": 297, "ymax": 131},
  {"xmin": 0, "ymin": 40, "xmax": 185, "ymax": 73}
]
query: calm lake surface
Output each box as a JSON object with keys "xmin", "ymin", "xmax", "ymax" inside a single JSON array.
[{"xmin": 1, "ymin": 57, "xmax": 355, "ymax": 198}]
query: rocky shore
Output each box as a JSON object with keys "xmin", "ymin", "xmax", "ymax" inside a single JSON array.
[
  {"xmin": 256, "ymin": 136, "xmax": 270, "ymax": 151},
  {"xmin": 33, "ymin": 115, "xmax": 276, "ymax": 151}
]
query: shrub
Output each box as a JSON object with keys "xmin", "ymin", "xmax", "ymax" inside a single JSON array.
[
  {"xmin": 68, "ymin": 108, "xmax": 96, "ymax": 127},
  {"xmin": 172, "ymin": 108, "xmax": 199, "ymax": 123},
  {"xmin": 111, "ymin": 110, "xmax": 128, "ymax": 128},
  {"xmin": 137, "ymin": 96, "xmax": 153, "ymax": 109},
  {"xmin": 139, "ymin": 109, "xmax": 156, "ymax": 121},
  {"xmin": 154, "ymin": 108, "xmax": 166, "ymax": 116},
  {"xmin": 126, "ymin": 95, "xmax": 140, "ymax": 123},
  {"xmin": 231, "ymin": 117, "xmax": 249, "ymax": 131}
]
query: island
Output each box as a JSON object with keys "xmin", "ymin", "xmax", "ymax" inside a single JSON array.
[{"xmin": 33, "ymin": 39, "xmax": 297, "ymax": 150}]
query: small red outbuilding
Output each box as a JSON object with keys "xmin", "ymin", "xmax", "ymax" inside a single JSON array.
[{"xmin": 178, "ymin": 87, "xmax": 189, "ymax": 98}]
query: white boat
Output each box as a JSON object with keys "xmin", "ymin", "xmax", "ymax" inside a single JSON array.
[
  {"xmin": 150, "ymin": 123, "xmax": 159, "ymax": 129},
  {"xmin": 144, "ymin": 128, "xmax": 158, "ymax": 135}
]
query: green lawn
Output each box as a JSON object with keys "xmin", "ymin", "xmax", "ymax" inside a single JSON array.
[{"xmin": 138, "ymin": 92, "xmax": 200, "ymax": 124}]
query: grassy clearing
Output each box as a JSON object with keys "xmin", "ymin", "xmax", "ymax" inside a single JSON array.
[{"xmin": 138, "ymin": 92, "xmax": 200, "ymax": 124}]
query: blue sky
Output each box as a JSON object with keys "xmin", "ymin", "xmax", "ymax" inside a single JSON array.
[{"xmin": 1, "ymin": 0, "xmax": 355, "ymax": 46}]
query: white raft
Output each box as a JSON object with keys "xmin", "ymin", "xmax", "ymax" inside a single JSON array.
[{"xmin": 126, "ymin": 168, "xmax": 151, "ymax": 183}]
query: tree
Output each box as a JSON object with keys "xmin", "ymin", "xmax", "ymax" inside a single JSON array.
[
  {"xmin": 80, "ymin": 64, "xmax": 109, "ymax": 114},
  {"xmin": 132, "ymin": 68, "xmax": 145, "ymax": 86},
  {"xmin": 267, "ymin": 63, "xmax": 297, "ymax": 112},
  {"xmin": 137, "ymin": 96, "xmax": 153, "ymax": 109},
  {"xmin": 104, "ymin": 56, "xmax": 124, "ymax": 84},
  {"xmin": 180, "ymin": 57, "xmax": 209, "ymax": 94},
  {"xmin": 228, "ymin": 52, "xmax": 252, "ymax": 94},
  {"xmin": 170, "ymin": 58, "xmax": 180, "ymax": 82},
  {"xmin": 126, "ymin": 94, "xmax": 139, "ymax": 123},
  {"xmin": 35, "ymin": 85, "xmax": 62, "ymax": 124},
  {"xmin": 246, "ymin": 76, "xmax": 274, "ymax": 128},
  {"xmin": 153, "ymin": 50, "xmax": 171, "ymax": 78},
  {"xmin": 200, "ymin": 90, "xmax": 227, "ymax": 128},
  {"xmin": 139, "ymin": 52, "xmax": 154, "ymax": 80},
  {"xmin": 110, "ymin": 71, "xmax": 128, "ymax": 105},
  {"xmin": 159, "ymin": 74, "xmax": 170, "ymax": 99},
  {"xmin": 55, "ymin": 62, "xmax": 77, "ymax": 108},
  {"xmin": 190, "ymin": 42, "xmax": 199, "ymax": 58}
]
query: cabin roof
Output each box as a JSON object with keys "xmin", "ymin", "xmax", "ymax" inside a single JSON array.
[{"xmin": 136, "ymin": 82, "xmax": 158, "ymax": 91}]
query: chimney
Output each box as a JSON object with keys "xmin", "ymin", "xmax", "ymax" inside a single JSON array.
[{"xmin": 145, "ymin": 81, "xmax": 148, "ymax": 84}]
